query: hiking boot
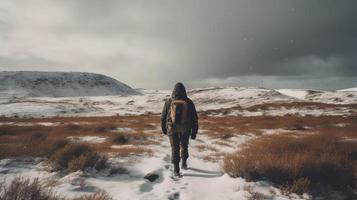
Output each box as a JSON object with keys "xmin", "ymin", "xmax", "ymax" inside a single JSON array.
[
  {"xmin": 174, "ymin": 163, "xmax": 180, "ymax": 177},
  {"xmin": 181, "ymin": 159, "xmax": 188, "ymax": 170}
]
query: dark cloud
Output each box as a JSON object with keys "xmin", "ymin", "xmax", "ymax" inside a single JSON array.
[{"xmin": 0, "ymin": 0, "xmax": 356, "ymax": 89}]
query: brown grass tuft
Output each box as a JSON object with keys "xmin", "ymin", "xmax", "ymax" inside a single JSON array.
[
  {"xmin": 0, "ymin": 177, "xmax": 113, "ymax": 200},
  {"xmin": 112, "ymin": 134, "xmax": 130, "ymax": 144},
  {"xmin": 111, "ymin": 146, "xmax": 153, "ymax": 157},
  {"xmin": 223, "ymin": 133, "xmax": 357, "ymax": 195},
  {"xmin": 0, "ymin": 177, "xmax": 60, "ymax": 200},
  {"xmin": 195, "ymin": 144, "xmax": 218, "ymax": 152},
  {"xmin": 50, "ymin": 144, "xmax": 106, "ymax": 172}
]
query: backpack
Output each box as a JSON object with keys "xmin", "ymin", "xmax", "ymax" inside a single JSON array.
[{"xmin": 169, "ymin": 99, "xmax": 189, "ymax": 133}]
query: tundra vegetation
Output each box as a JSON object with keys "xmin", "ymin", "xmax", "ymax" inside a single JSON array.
[{"xmin": 0, "ymin": 112, "xmax": 356, "ymax": 199}]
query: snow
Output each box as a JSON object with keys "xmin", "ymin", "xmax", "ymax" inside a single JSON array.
[
  {"xmin": 277, "ymin": 89, "xmax": 309, "ymax": 99},
  {"xmin": 0, "ymin": 122, "xmax": 60, "ymax": 126},
  {"xmin": 0, "ymin": 87, "xmax": 356, "ymax": 118},
  {"xmin": 189, "ymin": 87, "xmax": 291, "ymax": 110},
  {"xmin": 0, "ymin": 134, "xmax": 310, "ymax": 200},
  {"xmin": 340, "ymin": 137, "xmax": 357, "ymax": 143},
  {"xmin": 114, "ymin": 128, "xmax": 136, "ymax": 133},
  {"xmin": 67, "ymin": 136, "xmax": 108, "ymax": 144},
  {"xmin": 225, "ymin": 106, "xmax": 354, "ymax": 117},
  {"xmin": 259, "ymin": 129, "xmax": 296, "ymax": 135},
  {"xmin": 0, "ymin": 75, "xmax": 353, "ymax": 199},
  {"xmin": 305, "ymin": 90, "xmax": 357, "ymax": 104}
]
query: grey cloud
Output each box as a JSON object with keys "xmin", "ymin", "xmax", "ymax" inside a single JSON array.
[{"xmin": 0, "ymin": 0, "xmax": 356, "ymax": 89}]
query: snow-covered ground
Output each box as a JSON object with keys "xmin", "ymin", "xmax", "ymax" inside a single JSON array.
[
  {"xmin": 277, "ymin": 89, "xmax": 310, "ymax": 99},
  {"xmin": 0, "ymin": 86, "xmax": 356, "ymax": 199},
  {"xmin": 67, "ymin": 136, "xmax": 108, "ymax": 144},
  {"xmin": 0, "ymin": 87, "xmax": 356, "ymax": 118},
  {"xmin": 0, "ymin": 130, "xmax": 309, "ymax": 200}
]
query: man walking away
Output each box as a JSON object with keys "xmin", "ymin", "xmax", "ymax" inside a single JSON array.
[{"xmin": 161, "ymin": 82, "xmax": 199, "ymax": 177}]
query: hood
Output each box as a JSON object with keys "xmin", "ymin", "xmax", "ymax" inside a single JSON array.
[{"xmin": 171, "ymin": 82, "xmax": 187, "ymax": 100}]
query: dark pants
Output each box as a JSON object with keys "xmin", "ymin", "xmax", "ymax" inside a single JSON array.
[{"xmin": 169, "ymin": 132, "xmax": 190, "ymax": 164}]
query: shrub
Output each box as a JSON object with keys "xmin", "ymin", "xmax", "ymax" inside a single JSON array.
[
  {"xmin": 68, "ymin": 152, "xmax": 107, "ymax": 172},
  {"xmin": 112, "ymin": 134, "xmax": 129, "ymax": 144},
  {"xmin": 281, "ymin": 177, "xmax": 311, "ymax": 195},
  {"xmin": 111, "ymin": 132, "xmax": 152, "ymax": 145},
  {"xmin": 0, "ymin": 177, "xmax": 113, "ymax": 200},
  {"xmin": 0, "ymin": 177, "xmax": 61, "ymax": 200},
  {"xmin": 95, "ymin": 125, "xmax": 116, "ymax": 133},
  {"xmin": 50, "ymin": 144, "xmax": 106, "ymax": 172},
  {"xmin": 223, "ymin": 133, "xmax": 357, "ymax": 195}
]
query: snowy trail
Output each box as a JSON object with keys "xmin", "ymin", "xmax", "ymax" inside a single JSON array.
[
  {"xmin": 135, "ymin": 136, "xmax": 227, "ymax": 200},
  {"xmin": 133, "ymin": 138, "xmax": 238, "ymax": 199},
  {"xmin": 100, "ymin": 133, "xmax": 307, "ymax": 200}
]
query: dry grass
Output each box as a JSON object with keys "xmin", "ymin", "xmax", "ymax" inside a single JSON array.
[
  {"xmin": 0, "ymin": 131, "xmax": 68, "ymax": 159},
  {"xmin": 223, "ymin": 132, "xmax": 357, "ymax": 196},
  {"xmin": 0, "ymin": 177, "xmax": 61, "ymax": 200},
  {"xmin": 0, "ymin": 177, "xmax": 112, "ymax": 200},
  {"xmin": 50, "ymin": 144, "xmax": 106, "ymax": 172},
  {"xmin": 0, "ymin": 115, "xmax": 160, "ymax": 160},
  {"xmin": 199, "ymin": 114, "xmax": 357, "ymax": 140},
  {"xmin": 1, "ymin": 113, "xmax": 356, "ymax": 197},
  {"xmin": 200, "ymin": 102, "xmax": 357, "ymax": 117},
  {"xmin": 111, "ymin": 146, "xmax": 154, "ymax": 157},
  {"xmin": 195, "ymin": 144, "xmax": 218, "ymax": 152},
  {"xmin": 111, "ymin": 132, "xmax": 155, "ymax": 146}
]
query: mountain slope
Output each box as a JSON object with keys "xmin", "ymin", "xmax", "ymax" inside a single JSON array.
[{"xmin": 0, "ymin": 71, "xmax": 140, "ymax": 97}]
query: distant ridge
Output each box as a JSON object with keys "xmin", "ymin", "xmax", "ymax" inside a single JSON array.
[
  {"xmin": 339, "ymin": 87, "xmax": 357, "ymax": 92},
  {"xmin": 0, "ymin": 71, "xmax": 141, "ymax": 97}
]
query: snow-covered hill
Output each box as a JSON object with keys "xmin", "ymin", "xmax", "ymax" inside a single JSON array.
[
  {"xmin": 277, "ymin": 88, "xmax": 357, "ymax": 104},
  {"xmin": 0, "ymin": 86, "xmax": 356, "ymax": 118},
  {"xmin": 339, "ymin": 87, "xmax": 357, "ymax": 92},
  {"xmin": 0, "ymin": 71, "xmax": 140, "ymax": 97}
]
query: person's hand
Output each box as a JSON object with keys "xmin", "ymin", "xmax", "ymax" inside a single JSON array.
[{"xmin": 191, "ymin": 134, "xmax": 196, "ymax": 140}]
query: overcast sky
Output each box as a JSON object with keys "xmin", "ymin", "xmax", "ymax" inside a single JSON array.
[{"xmin": 0, "ymin": 0, "xmax": 356, "ymax": 90}]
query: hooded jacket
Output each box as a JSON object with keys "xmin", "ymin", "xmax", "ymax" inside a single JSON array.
[{"xmin": 161, "ymin": 83, "xmax": 198, "ymax": 136}]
